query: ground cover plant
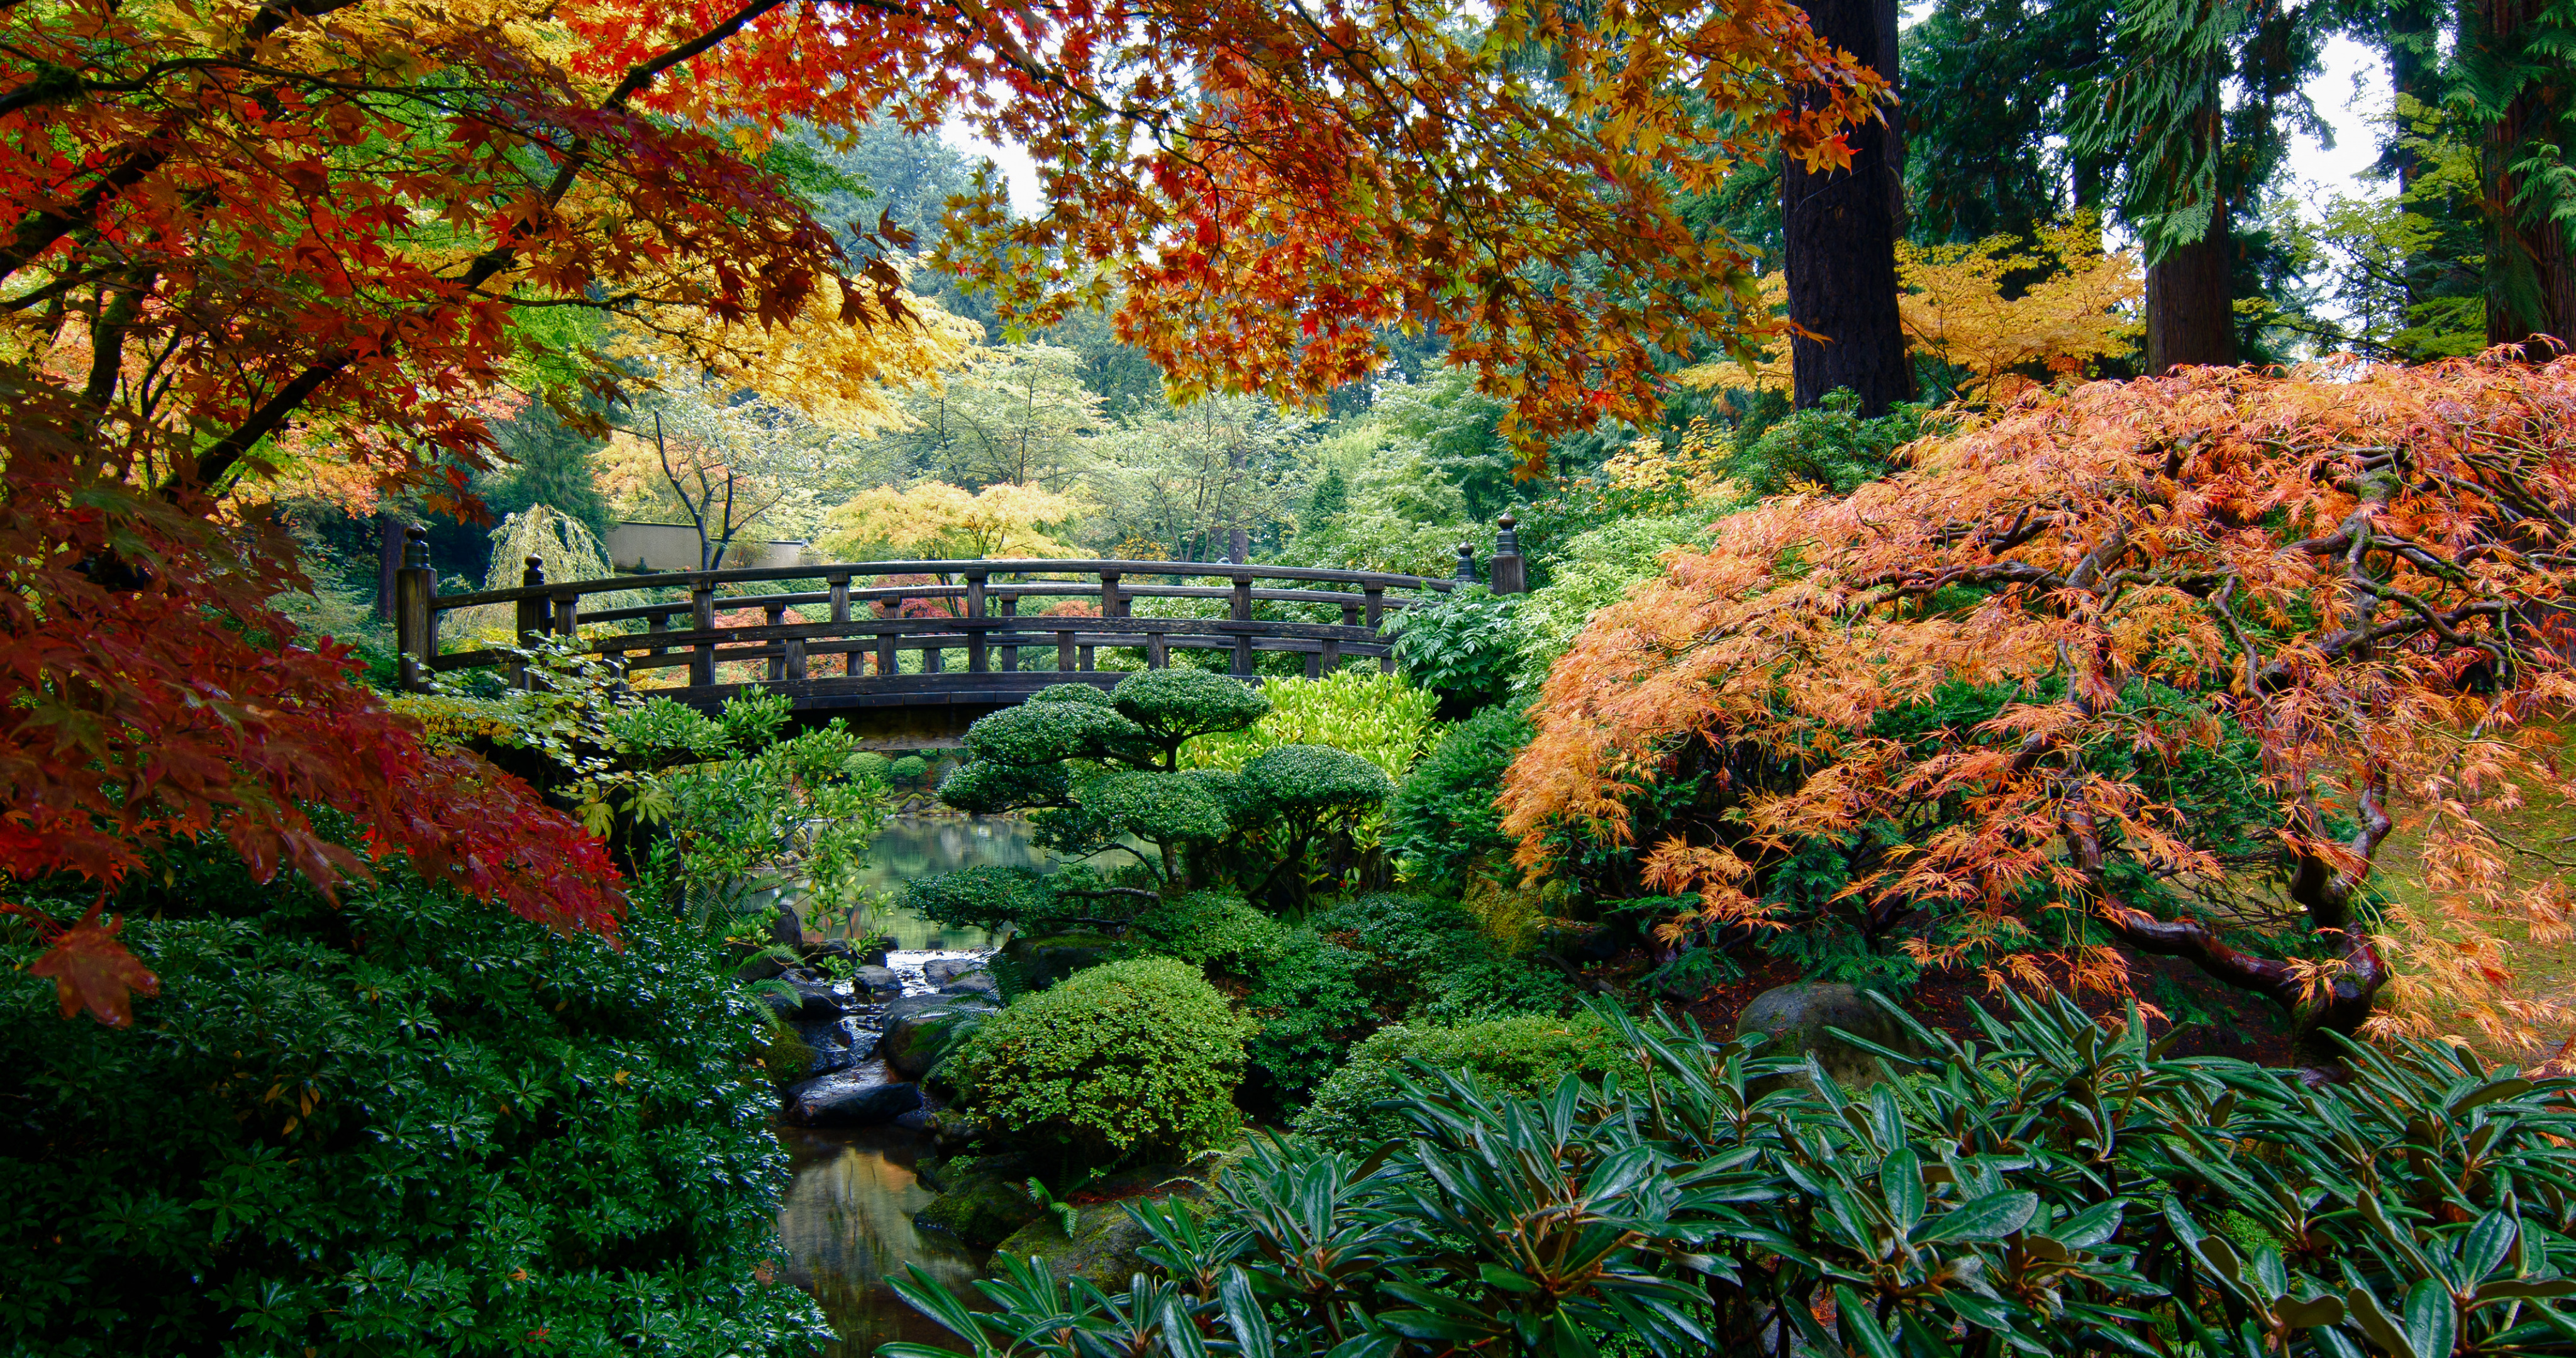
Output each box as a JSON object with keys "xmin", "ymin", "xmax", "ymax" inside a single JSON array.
[
  {"xmin": 897, "ymin": 990, "xmax": 2576, "ymax": 1358},
  {"xmin": 1502, "ymin": 356, "xmax": 2576, "ymax": 1051}
]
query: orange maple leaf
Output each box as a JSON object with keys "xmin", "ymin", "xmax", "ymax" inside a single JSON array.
[{"xmin": 29, "ymin": 915, "xmax": 160, "ymax": 1027}]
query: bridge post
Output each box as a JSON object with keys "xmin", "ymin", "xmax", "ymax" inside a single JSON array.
[
  {"xmin": 551, "ymin": 590, "xmax": 578, "ymax": 639},
  {"xmin": 767, "ymin": 603, "xmax": 789, "ymax": 682},
  {"xmin": 997, "ymin": 588, "xmax": 1019, "ymax": 673},
  {"xmin": 1230, "ymin": 570, "xmax": 1254, "ymax": 675},
  {"xmin": 1489, "ymin": 513, "xmax": 1526, "ymax": 595},
  {"xmin": 826, "ymin": 571, "xmax": 850, "ymax": 680},
  {"xmin": 1365, "ymin": 584, "xmax": 1391, "ymax": 674},
  {"xmin": 689, "ymin": 577, "xmax": 716, "ymax": 687},
  {"xmin": 512, "ymin": 556, "xmax": 546, "ymax": 688},
  {"xmin": 394, "ymin": 527, "xmax": 435, "ymax": 693},
  {"xmin": 964, "ymin": 568, "xmax": 989, "ymax": 673},
  {"xmin": 1089, "ymin": 570, "xmax": 1121, "ymax": 671}
]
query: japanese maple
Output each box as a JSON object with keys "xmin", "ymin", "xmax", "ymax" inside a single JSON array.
[
  {"xmin": 4, "ymin": 0, "xmax": 1877, "ymax": 1020},
  {"xmin": 1501, "ymin": 355, "xmax": 2576, "ymax": 1049}
]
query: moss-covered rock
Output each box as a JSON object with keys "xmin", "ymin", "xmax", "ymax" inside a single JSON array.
[
  {"xmin": 985, "ymin": 1153, "xmax": 1232, "ymax": 1288},
  {"xmin": 996, "ymin": 932, "xmax": 1119, "ymax": 994},
  {"xmin": 913, "ymin": 1170, "xmax": 1044, "ymax": 1250},
  {"xmin": 880, "ymin": 997, "xmax": 996, "ymax": 1079}
]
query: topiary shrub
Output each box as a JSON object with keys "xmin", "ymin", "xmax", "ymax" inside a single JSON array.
[
  {"xmin": 950, "ymin": 958, "xmax": 1255, "ymax": 1174},
  {"xmin": 843, "ymin": 749, "xmax": 894, "ymax": 785},
  {"xmin": 889, "ymin": 753, "xmax": 930, "ymax": 786},
  {"xmin": 1120, "ymin": 892, "xmax": 1287, "ymax": 978},
  {"xmin": 1225, "ymin": 744, "xmax": 1397, "ymax": 913},
  {"xmin": 1388, "ymin": 705, "xmax": 1533, "ymax": 894},
  {"xmin": 1291, "ymin": 1013, "xmax": 1616, "ymax": 1150},
  {"xmin": 0, "ymin": 834, "xmax": 829, "ymax": 1357}
]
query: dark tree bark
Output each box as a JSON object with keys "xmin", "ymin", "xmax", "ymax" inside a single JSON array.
[
  {"xmin": 1784, "ymin": 0, "xmax": 1913, "ymax": 416},
  {"xmin": 2477, "ymin": 0, "xmax": 2576, "ymax": 351},
  {"xmin": 2143, "ymin": 91, "xmax": 2238, "ymax": 372}
]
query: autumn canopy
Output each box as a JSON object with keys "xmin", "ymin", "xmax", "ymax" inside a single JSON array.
[{"xmin": 0, "ymin": 0, "xmax": 1882, "ymax": 1019}]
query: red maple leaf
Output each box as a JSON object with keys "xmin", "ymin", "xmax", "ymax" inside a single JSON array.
[{"xmin": 28, "ymin": 915, "xmax": 160, "ymax": 1027}]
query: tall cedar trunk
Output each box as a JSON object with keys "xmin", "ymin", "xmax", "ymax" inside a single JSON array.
[
  {"xmin": 1783, "ymin": 0, "xmax": 1913, "ymax": 415},
  {"xmin": 2480, "ymin": 0, "xmax": 2576, "ymax": 350},
  {"xmin": 2144, "ymin": 94, "xmax": 2238, "ymax": 372}
]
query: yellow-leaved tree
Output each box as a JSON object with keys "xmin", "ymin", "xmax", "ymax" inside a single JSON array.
[
  {"xmin": 1682, "ymin": 216, "xmax": 2141, "ymax": 400},
  {"xmin": 818, "ymin": 482, "xmax": 1089, "ymax": 560}
]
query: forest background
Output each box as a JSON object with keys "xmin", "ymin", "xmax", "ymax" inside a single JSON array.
[{"xmin": 269, "ymin": 0, "xmax": 2501, "ymax": 640}]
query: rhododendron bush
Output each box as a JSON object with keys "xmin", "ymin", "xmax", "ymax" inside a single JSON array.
[{"xmin": 1501, "ymin": 356, "xmax": 2576, "ymax": 1047}]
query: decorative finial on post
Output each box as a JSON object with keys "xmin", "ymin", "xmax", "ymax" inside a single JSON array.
[
  {"xmin": 402, "ymin": 526, "xmax": 430, "ymax": 570},
  {"xmin": 1489, "ymin": 514, "xmax": 1526, "ymax": 595},
  {"xmin": 523, "ymin": 555, "xmax": 546, "ymax": 588},
  {"xmin": 1455, "ymin": 541, "xmax": 1478, "ymax": 585}
]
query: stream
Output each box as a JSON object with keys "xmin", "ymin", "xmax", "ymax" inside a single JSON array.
[{"xmin": 774, "ymin": 815, "xmax": 1065, "ymax": 1355}]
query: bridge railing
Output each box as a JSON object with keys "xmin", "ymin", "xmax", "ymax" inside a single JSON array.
[{"xmin": 390, "ymin": 541, "xmax": 1511, "ymax": 707}]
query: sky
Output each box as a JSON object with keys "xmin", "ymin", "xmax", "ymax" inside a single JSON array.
[{"xmin": 938, "ymin": 32, "xmax": 2399, "ymax": 245}]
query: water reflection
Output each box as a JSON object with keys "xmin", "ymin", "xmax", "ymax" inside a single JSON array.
[
  {"xmin": 846, "ymin": 816, "xmax": 1068, "ymax": 951},
  {"xmin": 775, "ymin": 1127, "xmax": 988, "ymax": 1354}
]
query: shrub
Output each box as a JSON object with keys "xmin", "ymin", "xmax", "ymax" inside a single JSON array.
[
  {"xmin": 1180, "ymin": 670, "xmax": 1443, "ymax": 782},
  {"xmin": 844, "ymin": 750, "xmax": 894, "ymax": 784},
  {"xmin": 1241, "ymin": 929, "xmax": 1375, "ymax": 1103},
  {"xmin": 951, "ymin": 958, "xmax": 1255, "ymax": 1172},
  {"xmin": 904, "ymin": 990, "xmax": 2576, "ymax": 1358},
  {"xmin": 1121, "ymin": 892, "xmax": 1287, "ymax": 978},
  {"xmin": 1390, "ymin": 585, "xmax": 1519, "ymax": 713},
  {"xmin": 0, "ymin": 836, "xmax": 829, "ymax": 1357},
  {"xmin": 889, "ymin": 753, "xmax": 929, "ymax": 785},
  {"xmin": 1388, "ymin": 705, "xmax": 1533, "ymax": 893},
  {"xmin": 1291, "ymin": 1013, "xmax": 1616, "ymax": 1150},
  {"xmin": 1226, "ymin": 745, "xmax": 1397, "ymax": 912}
]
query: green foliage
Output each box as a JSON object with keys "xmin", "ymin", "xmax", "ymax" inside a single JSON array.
[
  {"xmin": 951, "ymin": 959, "xmax": 1255, "ymax": 1172},
  {"xmin": 1719, "ymin": 391, "xmax": 1926, "ymax": 498},
  {"xmin": 963, "ymin": 700, "xmax": 1150, "ymax": 767},
  {"xmin": 1391, "ymin": 585, "xmax": 1520, "ymax": 712},
  {"xmin": 895, "ymin": 990, "xmax": 2576, "ymax": 1358},
  {"xmin": 604, "ymin": 695, "xmax": 734, "ymax": 766},
  {"xmin": 0, "ymin": 836, "xmax": 830, "ymax": 1357},
  {"xmin": 844, "ymin": 749, "xmax": 894, "ymax": 785},
  {"xmin": 1388, "ymin": 706, "xmax": 1533, "ymax": 893},
  {"xmin": 1121, "ymin": 892, "xmax": 1287, "ymax": 976},
  {"xmin": 906, "ymin": 864, "xmax": 1063, "ymax": 934},
  {"xmin": 1292, "ymin": 1014, "xmax": 1616, "ymax": 1151},
  {"xmin": 939, "ymin": 758, "xmax": 1075, "ymax": 815},
  {"xmin": 1180, "ymin": 669, "xmax": 1442, "ymax": 783},
  {"xmin": 1243, "ymin": 895, "xmax": 1575, "ymax": 1101},
  {"xmin": 890, "ymin": 754, "xmax": 930, "ymax": 785},
  {"xmin": 1505, "ymin": 512, "xmax": 1718, "ymax": 690},
  {"xmin": 1109, "ymin": 669, "xmax": 1272, "ymax": 765},
  {"xmin": 662, "ymin": 722, "xmax": 895, "ymax": 934}
]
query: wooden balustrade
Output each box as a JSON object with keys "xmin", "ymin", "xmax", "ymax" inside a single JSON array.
[{"xmin": 394, "ymin": 558, "xmax": 1463, "ymax": 709}]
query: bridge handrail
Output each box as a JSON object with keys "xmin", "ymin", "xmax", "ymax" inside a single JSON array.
[
  {"xmin": 424, "ymin": 559, "xmax": 1458, "ymax": 614},
  {"xmin": 570, "ymin": 582, "xmax": 1440, "ymax": 626}
]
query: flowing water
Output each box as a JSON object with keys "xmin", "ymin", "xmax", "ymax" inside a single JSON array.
[{"xmin": 774, "ymin": 815, "xmax": 1067, "ymax": 1355}]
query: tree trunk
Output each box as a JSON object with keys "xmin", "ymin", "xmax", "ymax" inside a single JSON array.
[
  {"xmin": 2479, "ymin": 0, "xmax": 2576, "ymax": 351},
  {"xmin": 1783, "ymin": 0, "xmax": 1913, "ymax": 416},
  {"xmin": 2145, "ymin": 211, "xmax": 2238, "ymax": 372}
]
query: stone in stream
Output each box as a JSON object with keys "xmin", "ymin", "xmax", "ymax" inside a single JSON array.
[
  {"xmin": 1733, "ymin": 982, "xmax": 1922, "ymax": 1098},
  {"xmin": 792, "ymin": 1017, "xmax": 879, "ymax": 1078},
  {"xmin": 879, "ymin": 995, "xmax": 997, "ymax": 1080},
  {"xmin": 938, "ymin": 971, "xmax": 1000, "ymax": 1000},
  {"xmin": 921, "ymin": 957, "xmax": 982, "ymax": 986},
  {"xmin": 765, "ymin": 973, "xmax": 861, "ymax": 1021},
  {"xmin": 850, "ymin": 964, "xmax": 901, "ymax": 997},
  {"xmin": 783, "ymin": 1059, "xmax": 921, "ymax": 1126},
  {"xmin": 913, "ymin": 1166, "xmax": 1043, "ymax": 1249}
]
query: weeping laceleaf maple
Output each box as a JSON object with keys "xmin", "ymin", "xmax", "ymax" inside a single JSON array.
[
  {"xmin": 3, "ymin": 0, "xmax": 1877, "ymax": 1019},
  {"xmin": 1501, "ymin": 356, "xmax": 2576, "ymax": 1049}
]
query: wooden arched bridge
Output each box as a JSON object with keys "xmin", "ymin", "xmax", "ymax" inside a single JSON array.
[{"xmin": 390, "ymin": 530, "xmax": 1524, "ymax": 747}]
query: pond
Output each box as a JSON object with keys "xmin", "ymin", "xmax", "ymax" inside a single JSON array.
[{"xmin": 775, "ymin": 815, "xmax": 1068, "ymax": 1355}]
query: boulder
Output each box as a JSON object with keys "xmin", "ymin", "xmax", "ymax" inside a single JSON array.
[
  {"xmin": 782, "ymin": 1059, "xmax": 923, "ymax": 1126},
  {"xmin": 733, "ymin": 953, "xmax": 790, "ymax": 984},
  {"xmin": 880, "ymin": 995, "xmax": 997, "ymax": 1079},
  {"xmin": 938, "ymin": 970, "xmax": 1001, "ymax": 1000},
  {"xmin": 1733, "ymin": 982, "xmax": 1920, "ymax": 1098},
  {"xmin": 777, "ymin": 976, "xmax": 860, "ymax": 1020},
  {"xmin": 997, "ymin": 932, "xmax": 1118, "ymax": 993},
  {"xmin": 792, "ymin": 1016, "xmax": 877, "ymax": 1078},
  {"xmin": 768, "ymin": 906, "xmax": 803, "ymax": 951},
  {"xmin": 914, "ymin": 1169, "xmax": 1045, "ymax": 1249},
  {"xmin": 921, "ymin": 956, "xmax": 984, "ymax": 986},
  {"xmin": 987, "ymin": 1155, "xmax": 1230, "ymax": 1288},
  {"xmin": 852, "ymin": 964, "xmax": 902, "ymax": 997}
]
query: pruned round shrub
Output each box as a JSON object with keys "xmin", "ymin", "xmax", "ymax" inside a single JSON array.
[
  {"xmin": 952, "ymin": 958, "xmax": 1254, "ymax": 1169},
  {"xmin": 1291, "ymin": 1013, "xmax": 1615, "ymax": 1151},
  {"xmin": 889, "ymin": 753, "xmax": 929, "ymax": 785},
  {"xmin": 1239, "ymin": 744, "xmax": 1395, "ymax": 820},
  {"xmin": 0, "ymin": 835, "xmax": 828, "ymax": 1356},
  {"xmin": 844, "ymin": 749, "xmax": 894, "ymax": 785},
  {"xmin": 962, "ymin": 700, "xmax": 1149, "ymax": 767},
  {"xmin": 1031, "ymin": 683, "xmax": 1117, "ymax": 706},
  {"xmin": 1124, "ymin": 892, "xmax": 1287, "ymax": 976},
  {"xmin": 939, "ymin": 757, "xmax": 1073, "ymax": 815},
  {"xmin": 1110, "ymin": 669, "xmax": 1271, "ymax": 756}
]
